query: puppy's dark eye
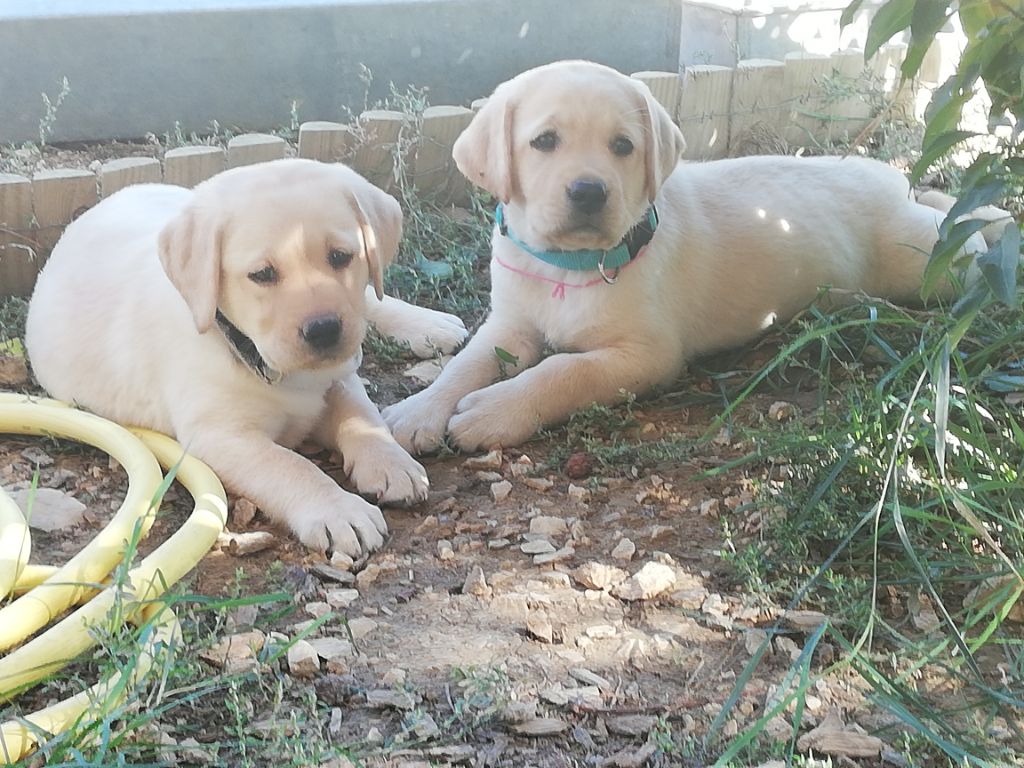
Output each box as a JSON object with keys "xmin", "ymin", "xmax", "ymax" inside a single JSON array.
[
  {"xmin": 530, "ymin": 130, "xmax": 559, "ymax": 152},
  {"xmin": 248, "ymin": 265, "xmax": 278, "ymax": 284},
  {"xmin": 611, "ymin": 136, "xmax": 634, "ymax": 157},
  {"xmin": 328, "ymin": 249, "xmax": 354, "ymax": 270}
]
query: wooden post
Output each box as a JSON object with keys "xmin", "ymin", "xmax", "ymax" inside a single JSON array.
[
  {"xmin": 297, "ymin": 121, "xmax": 356, "ymax": 162},
  {"xmin": 782, "ymin": 52, "xmax": 832, "ymax": 148},
  {"xmin": 730, "ymin": 59, "xmax": 786, "ymax": 154},
  {"xmin": 350, "ymin": 110, "xmax": 406, "ymax": 192},
  {"xmin": 99, "ymin": 157, "xmax": 162, "ymax": 198},
  {"xmin": 0, "ymin": 174, "xmax": 37, "ymax": 297},
  {"xmin": 32, "ymin": 168, "xmax": 98, "ymax": 258},
  {"xmin": 630, "ymin": 71, "xmax": 681, "ymax": 118},
  {"xmin": 677, "ymin": 64, "xmax": 733, "ymax": 160},
  {"xmin": 164, "ymin": 145, "xmax": 225, "ymax": 187},
  {"xmin": 227, "ymin": 133, "xmax": 288, "ymax": 169},
  {"xmin": 412, "ymin": 105, "xmax": 474, "ymax": 203}
]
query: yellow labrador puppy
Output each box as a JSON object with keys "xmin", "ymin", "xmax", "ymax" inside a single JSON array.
[
  {"xmin": 26, "ymin": 158, "xmax": 466, "ymax": 555},
  {"xmin": 384, "ymin": 60, "xmax": 984, "ymax": 454}
]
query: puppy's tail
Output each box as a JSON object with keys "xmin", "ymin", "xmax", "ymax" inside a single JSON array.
[{"xmin": 916, "ymin": 188, "xmax": 1015, "ymax": 249}]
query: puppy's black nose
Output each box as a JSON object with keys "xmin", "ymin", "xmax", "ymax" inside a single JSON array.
[
  {"xmin": 302, "ymin": 315, "xmax": 342, "ymax": 351},
  {"xmin": 567, "ymin": 179, "xmax": 608, "ymax": 215}
]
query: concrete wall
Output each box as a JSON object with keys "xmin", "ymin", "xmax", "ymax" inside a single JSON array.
[{"xmin": 0, "ymin": 0, "xmax": 687, "ymax": 144}]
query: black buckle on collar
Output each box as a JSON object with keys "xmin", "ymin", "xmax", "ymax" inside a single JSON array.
[
  {"xmin": 215, "ymin": 310, "xmax": 280, "ymax": 384},
  {"xmin": 624, "ymin": 205, "xmax": 658, "ymax": 261}
]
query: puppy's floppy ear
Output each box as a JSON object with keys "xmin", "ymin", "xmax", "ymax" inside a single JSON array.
[
  {"xmin": 158, "ymin": 203, "xmax": 222, "ymax": 334},
  {"xmin": 638, "ymin": 83, "xmax": 686, "ymax": 203},
  {"xmin": 347, "ymin": 183, "xmax": 403, "ymax": 301},
  {"xmin": 452, "ymin": 85, "xmax": 516, "ymax": 203}
]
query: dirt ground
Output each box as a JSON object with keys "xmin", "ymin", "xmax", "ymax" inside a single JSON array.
[{"xmin": 1, "ymin": 345, "xmax": 915, "ymax": 768}]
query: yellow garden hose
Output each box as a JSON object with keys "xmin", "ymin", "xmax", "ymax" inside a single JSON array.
[{"xmin": 0, "ymin": 393, "xmax": 228, "ymax": 764}]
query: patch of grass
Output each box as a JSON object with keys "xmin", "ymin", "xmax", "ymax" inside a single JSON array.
[
  {"xmin": 0, "ymin": 296, "xmax": 28, "ymax": 343},
  {"xmin": 710, "ymin": 295, "xmax": 1024, "ymax": 765}
]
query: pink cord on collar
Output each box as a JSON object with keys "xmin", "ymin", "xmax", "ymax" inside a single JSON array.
[{"xmin": 494, "ymin": 245, "xmax": 651, "ymax": 299}]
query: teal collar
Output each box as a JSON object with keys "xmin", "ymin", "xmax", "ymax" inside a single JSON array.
[{"xmin": 495, "ymin": 205, "xmax": 659, "ymax": 282}]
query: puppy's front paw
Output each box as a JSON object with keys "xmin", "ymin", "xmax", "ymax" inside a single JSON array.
[
  {"xmin": 345, "ymin": 439, "xmax": 429, "ymax": 505},
  {"xmin": 292, "ymin": 492, "xmax": 387, "ymax": 557},
  {"xmin": 405, "ymin": 310, "xmax": 468, "ymax": 358},
  {"xmin": 382, "ymin": 392, "xmax": 452, "ymax": 455},
  {"xmin": 448, "ymin": 386, "xmax": 539, "ymax": 452}
]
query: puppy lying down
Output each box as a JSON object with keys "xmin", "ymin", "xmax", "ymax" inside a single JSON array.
[
  {"xmin": 384, "ymin": 60, "xmax": 991, "ymax": 454},
  {"xmin": 26, "ymin": 159, "xmax": 467, "ymax": 555}
]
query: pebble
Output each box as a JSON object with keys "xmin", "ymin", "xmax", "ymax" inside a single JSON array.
[
  {"xmin": 491, "ymin": 480, "xmax": 513, "ymax": 501},
  {"xmin": 305, "ymin": 602, "xmax": 331, "ymax": 619},
  {"xmin": 487, "ymin": 538, "xmax": 511, "ymax": 549},
  {"xmin": 230, "ymin": 497, "xmax": 258, "ymax": 526},
  {"xmin": 699, "ymin": 498, "xmax": 720, "ymax": 517},
  {"xmin": 584, "ymin": 624, "xmax": 617, "ymax": 638},
  {"xmin": 0, "ymin": 355, "xmax": 30, "ymax": 387},
  {"xmin": 521, "ymin": 539, "xmax": 556, "ymax": 555},
  {"xmin": 606, "ymin": 714, "xmax": 658, "ymax": 737},
  {"xmin": 526, "ymin": 614, "xmax": 554, "ymax": 643},
  {"xmin": 768, "ymin": 400, "xmax": 798, "ymax": 422},
  {"xmin": 412, "ymin": 712, "xmax": 441, "ymax": 740},
  {"xmin": 510, "ymin": 455, "xmax": 534, "ymax": 477},
  {"xmin": 402, "ymin": 360, "xmax": 443, "ymax": 385},
  {"xmin": 567, "ymin": 483, "xmax": 590, "ymax": 502},
  {"xmin": 569, "ymin": 667, "xmax": 613, "ymax": 691},
  {"xmin": 346, "ymin": 617, "xmax": 378, "ymax": 640},
  {"xmin": 522, "ymin": 476, "xmax": 554, "ymax": 492},
  {"xmin": 12, "ymin": 488, "xmax": 87, "ymax": 532},
  {"xmin": 437, "ymin": 539, "xmax": 455, "ymax": 560},
  {"xmin": 511, "ymin": 717, "xmax": 569, "ymax": 736},
  {"xmin": 462, "ymin": 565, "xmax": 491, "ymax": 597},
  {"xmin": 610, "ymin": 538, "xmax": 636, "ymax": 562},
  {"xmin": 366, "ymin": 689, "xmax": 417, "ymax": 710},
  {"xmin": 200, "ymin": 630, "xmax": 265, "ymax": 673},
  {"xmin": 533, "ymin": 546, "xmax": 574, "ymax": 565},
  {"xmin": 325, "ymin": 589, "xmax": 360, "ymax": 609},
  {"xmin": 287, "ymin": 639, "xmax": 321, "ymax": 678},
  {"xmin": 529, "ymin": 515, "xmax": 569, "ymax": 537},
  {"xmin": 572, "ymin": 562, "xmax": 628, "ymax": 590},
  {"xmin": 463, "ymin": 450, "xmax": 503, "ymax": 471},
  {"xmin": 330, "ymin": 551, "xmax": 356, "ymax": 570},
  {"xmin": 611, "ymin": 562, "xmax": 677, "ymax": 601},
  {"xmin": 476, "ymin": 471, "xmax": 503, "ymax": 483}
]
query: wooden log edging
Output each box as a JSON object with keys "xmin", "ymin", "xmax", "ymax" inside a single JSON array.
[{"xmin": 0, "ymin": 44, "xmax": 914, "ymax": 297}]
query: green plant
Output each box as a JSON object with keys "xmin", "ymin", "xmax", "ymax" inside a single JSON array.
[{"xmin": 38, "ymin": 77, "xmax": 70, "ymax": 148}]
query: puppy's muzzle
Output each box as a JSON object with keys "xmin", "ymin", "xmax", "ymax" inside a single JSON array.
[
  {"xmin": 567, "ymin": 178, "xmax": 608, "ymax": 216},
  {"xmin": 302, "ymin": 314, "xmax": 342, "ymax": 351}
]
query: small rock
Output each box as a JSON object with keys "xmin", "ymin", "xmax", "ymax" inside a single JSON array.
[
  {"xmin": 346, "ymin": 617, "xmax": 377, "ymax": 640},
  {"xmin": 521, "ymin": 539, "xmax": 556, "ymax": 555},
  {"xmin": 365, "ymin": 689, "xmax": 417, "ymax": 710},
  {"xmin": 782, "ymin": 609, "xmax": 830, "ymax": 632},
  {"xmin": 12, "ymin": 488, "xmax": 87, "ymax": 532},
  {"xmin": 219, "ymin": 530, "xmax": 276, "ymax": 555},
  {"xmin": 437, "ymin": 539, "xmax": 455, "ymax": 560},
  {"xmin": 510, "ymin": 455, "xmax": 534, "ymax": 477},
  {"xmin": 699, "ymin": 498, "xmax": 720, "ymax": 517},
  {"xmin": 308, "ymin": 637, "xmax": 354, "ymax": 665},
  {"xmin": 569, "ymin": 667, "xmax": 613, "ymax": 691},
  {"xmin": 611, "ymin": 562, "xmax": 677, "ymax": 601},
  {"xmin": 201, "ymin": 630, "xmax": 265, "ymax": 673},
  {"xmin": 476, "ymin": 471, "xmax": 504, "ymax": 483},
  {"xmin": 464, "ymin": 450, "xmax": 503, "ymax": 471},
  {"xmin": 774, "ymin": 635, "xmax": 801, "ymax": 661},
  {"xmin": 526, "ymin": 614, "xmax": 554, "ymax": 643},
  {"xmin": 606, "ymin": 714, "xmax": 658, "ymax": 737},
  {"xmin": 177, "ymin": 737, "xmax": 216, "ymax": 764},
  {"xmin": 564, "ymin": 452, "xmax": 593, "ymax": 479},
  {"xmin": 462, "ymin": 565, "xmax": 491, "ymax": 597},
  {"xmin": 530, "ymin": 515, "xmax": 569, "ymax": 537},
  {"xmin": 599, "ymin": 744, "xmax": 657, "ymax": 768},
  {"xmin": 310, "ymin": 564, "xmax": 356, "ymax": 584},
  {"xmin": 501, "ymin": 700, "xmax": 538, "ymax": 723},
  {"xmin": 534, "ymin": 545, "xmax": 575, "ymax": 565},
  {"xmin": 523, "ymin": 476, "xmax": 554, "ymax": 492},
  {"xmin": 610, "ymin": 538, "xmax": 636, "ymax": 562},
  {"xmin": 381, "ymin": 667, "xmax": 407, "ymax": 686},
  {"xmin": 325, "ymin": 589, "xmax": 360, "ymax": 609},
  {"xmin": 412, "ymin": 712, "xmax": 441, "ymax": 740},
  {"xmin": 768, "ymin": 400, "xmax": 798, "ymax": 422},
  {"xmin": 0, "ymin": 355, "xmax": 30, "ymax": 387},
  {"xmin": 491, "ymin": 480, "xmax": 513, "ymax": 502},
  {"xmin": 230, "ymin": 497, "xmax": 258, "ymax": 526},
  {"xmin": 567, "ymin": 483, "xmax": 590, "ymax": 502},
  {"xmin": 403, "ymin": 359, "xmax": 444, "ymax": 386},
  {"xmin": 355, "ymin": 564, "xmax": 383, "ymax": 587},
  {"xmin": 365, "ymin": 726, "xmax": 385, "ymax": 745},
  {"xmin": 330, "ymin": 551, "xmax": 356, "ymax": 570},
  {"xmin": 744, "ymin": 628, "xmax": 770, "ymax": 656},
  {"xmin": 287, "ymin": 639, "xmax": 321, "ymax": 678},
  {"xmin": 305, "ymin": 602, "xmax": 331, "ymax": 619},
  {"xmin": 488, "ymin": 538, "xmax": 511, "ymax": 549},
  {"xmin": 20, "ymin": 446, "xmax": 54, "ymax": 467},
  {"xmin": 584, "ymin": 624, "xmax": 617, "ymax": 638},
  {"xmin": 511, "ymin": 717, "xmax": 569, "ymax": 736},
  {"xmin": 572, "ymin": 562, "xmax": 628, "ymax": 590}
]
